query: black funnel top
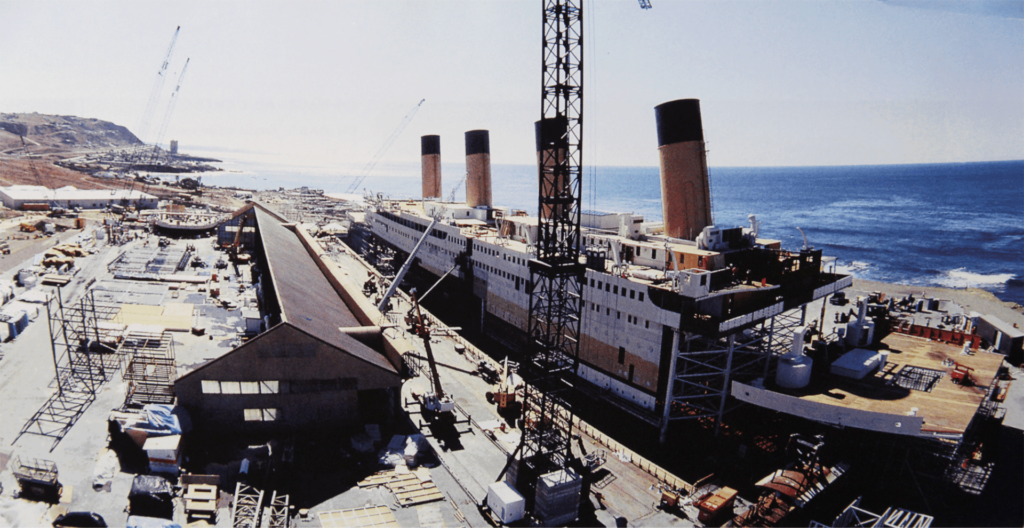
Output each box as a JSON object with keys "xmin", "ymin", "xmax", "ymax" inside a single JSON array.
[
  {"xmin": 655, "ymin": 99, "xmax": 704, "ymax": 147},
  {"xmin": 465, "ymin": 130, "xmax": 490, "ymax": 156},
  {"xmin": 534, "ymin": 117, "xmax": 569, "ymax": 152},
  {"xmin": 421, "ymin": 135, "xmax": 440, "ymax": 156}
]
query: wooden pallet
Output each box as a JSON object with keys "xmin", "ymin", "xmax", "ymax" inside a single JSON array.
[
  {"xmin": 356, "ymin": 468, "xmax": 444, "ymax": 506},
  {"xmin": 388, "ymin": 469, "xmax": 443, "ymax": 506},
  {"xmin": 357, "ymin": 470, "xmax": 403, "ymax": 488},
  {"xmin": 318, "ymin": 505, "xmax": 398, "ymax": 528}
]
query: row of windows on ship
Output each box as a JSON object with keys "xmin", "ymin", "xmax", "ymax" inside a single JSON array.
[
  {"xmin": 379, "ymin": 213, "xmax": 654, "ymax": 306},
  {"xmin": 586, "ymin": 301, "xmax": 653, "ymax": 330}
]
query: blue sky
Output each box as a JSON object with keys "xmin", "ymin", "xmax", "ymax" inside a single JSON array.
[{"xmin": 1, "ymin": 0, "xmax": 1021, "ymax": 167}]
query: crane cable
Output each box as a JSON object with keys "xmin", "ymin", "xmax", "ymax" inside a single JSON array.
[
  {"xmin": 148, "ymin": 58, "xmax": 190, "ymax": 165},
  {"xmin": 586, "ymin": 0, "xmax": 598, "ymax": 218},
  {"xmin": 345, "ymin": 99, "xmax": 425, "ymax": 194}
]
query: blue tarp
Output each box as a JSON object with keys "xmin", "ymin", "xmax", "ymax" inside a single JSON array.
[
  {"xmin": 138, "ymin": 404, "xmax": 192, "ymax": 436},
  {"xmin": 143, "ymin": 405, "xmax": 181, "ymax": 435}
]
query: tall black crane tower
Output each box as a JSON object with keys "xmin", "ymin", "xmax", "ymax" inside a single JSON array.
[{"xmin": 510, "ymin": 0, "xmax": 586, "ymax": 519}]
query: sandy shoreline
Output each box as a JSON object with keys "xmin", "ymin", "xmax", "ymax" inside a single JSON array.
[{"xmin": 851, "ymin": 278, "xmax": 1024, "ymax": 329}]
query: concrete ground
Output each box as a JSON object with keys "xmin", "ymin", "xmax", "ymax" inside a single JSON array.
[
  {"xmin": 0, "ymin": 228, "xmax": 249, "ymax": 527},
  {"xmin": 0, "ymin": 232, "xmax": 147, "ymax": 526}
]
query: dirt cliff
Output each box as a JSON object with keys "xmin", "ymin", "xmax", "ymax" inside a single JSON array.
[
  {"xmin": 0, "ymin": 112, "xmax": 140, "ymax": 154},
  {"xmin": 0, "ymin": 112, "xmax": 241, "ymax": 210}
]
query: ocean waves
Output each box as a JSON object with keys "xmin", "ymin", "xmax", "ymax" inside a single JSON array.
[
  {"xmin": 934, "ymin": 269, "xmax": 1017, "ymax": 289},
  {"xmin": 196, "ymin": 154, "xmax": 1024, "ymax": 305}
]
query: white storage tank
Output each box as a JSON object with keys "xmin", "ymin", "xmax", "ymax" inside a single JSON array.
[
  {"xmin": 776, "ymin": 325, "xmax": 813, "ymax": 389},
  {"xmin": 776, "ymin": 355, "xmax": 813, "ymax": 389},
  {"xmin": 487, "ymin": 481, "xmax": 525, "ymax": 524}
]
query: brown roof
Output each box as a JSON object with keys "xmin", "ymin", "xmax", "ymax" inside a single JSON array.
[{"xmin": 254, "ymin": 207, "xmax": 395, "ymax": 373}]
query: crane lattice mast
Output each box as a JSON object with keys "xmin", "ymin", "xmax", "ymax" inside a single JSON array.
[
  {"xmin": 513, "ymin": 0, "xmax": 586, "ymax": 513},
  {"xmin": 136, "ymin": 26, "xmax": 180, "ymax": 146},
  {"xmin": 149, "ymin": 58, "xmax": 190, "ymax": 163}
]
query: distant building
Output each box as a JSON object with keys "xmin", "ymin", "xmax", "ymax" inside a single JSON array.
[
  {"xmin": 0, "ymin": 185, "xmax": 158, "ymax": 210},
  {"xmin": 169, "ymin": 140, "xmax": 178, "ymax": 154},
  {"xmin": 175, "ymin": 203, "xmax": 408, "ymax": 432},
  {"xmin": 971, "ymin": 312, "xmax": 1024, "ymax": 362}
]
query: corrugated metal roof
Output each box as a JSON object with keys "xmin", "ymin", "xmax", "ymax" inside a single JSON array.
[{"xmin": 254, "ymin": 207, "xmax": 396, "ymax": 373}]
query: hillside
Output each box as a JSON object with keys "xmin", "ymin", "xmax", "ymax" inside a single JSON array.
[
  {"xmin": 0, "ymin": 112, "xmax": 140, "ymax": 155},
  {"xmin": 0, "ymin": 112, "xmax": 243, "ymax": 210}
]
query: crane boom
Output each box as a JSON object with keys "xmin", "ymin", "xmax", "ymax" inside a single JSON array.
[
  {"xmin": 151, "ymin": 58, "xmax": 190, "ymax": 161},
  {"xmin": 136, "ymin": 26, "xmax": 181, "ymax": 145},
  {"xmin": 346, "ymin": 99, "xmax": 425, "ymax": 193},
  {"xmin": 410, "ymin": 291, "xmax": 445, "ymax": 401}
]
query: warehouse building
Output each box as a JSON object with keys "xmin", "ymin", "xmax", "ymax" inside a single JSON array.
[
  {"xmin": 0, "ymin": 184, "xmax": 158, "ymax": 210},
  {"xmin": 175, "ymin": 203, "xmax": 408, "ymax": 433}
]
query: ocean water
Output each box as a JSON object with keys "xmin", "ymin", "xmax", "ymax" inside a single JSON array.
[{"xmin": 190, "ymin": 149, "xmax": 1023, "ymax": 306}]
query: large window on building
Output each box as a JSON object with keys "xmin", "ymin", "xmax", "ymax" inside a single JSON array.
[
  {"xmin": 201, "ymin": 379, "xmax": 346, "ymax": 394},
  {"xmin": 244, "ymin": 408, "xmax": 278, "ymax": 422},
  {"xmin": 202, "ymin": 380, "xmax": 280, "ymax": 394}
]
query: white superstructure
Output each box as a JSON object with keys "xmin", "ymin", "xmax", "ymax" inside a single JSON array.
[{"xmin": 359, "ymin": 196, "xmax": 850, "ymax": 423}]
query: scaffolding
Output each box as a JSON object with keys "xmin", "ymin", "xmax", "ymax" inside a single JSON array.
[
  {"xmin": 232, "ymin": 483, "xmax": 264, "ymax": 528},
  {"xmin": 108, "ymin": 245, "xmax": 190, "ymax": 280},
  {"xmin": 264, "ymin": 491, "xmax": 290, "ymax": 528},
  {"xmin": 660, "ymin": 306, "xmax": 809, "ymax": 440},
  {"xmin": 120, "ymin": 328, "xmax": 175, "ymax": 408},
  {"xmin": 816, "ymin": 497, "xmax": 934, "ymax": 528},
  {"xmin": 16, "ymin": 289, "xmax": 121, "ymax": 450}
]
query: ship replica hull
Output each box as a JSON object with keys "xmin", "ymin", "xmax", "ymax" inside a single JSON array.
[
  {"xmin": 354, "ymin": 101, "xmax": 851, "ymax": 430},
  {"xmin": 152, "ymin": 212, "xmax": 223, "ymax": 234}
]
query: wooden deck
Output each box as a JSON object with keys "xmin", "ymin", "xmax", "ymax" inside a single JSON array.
[{"xmin": 795, "ymin": 333, "xmax": 1005, "ymax": 435}]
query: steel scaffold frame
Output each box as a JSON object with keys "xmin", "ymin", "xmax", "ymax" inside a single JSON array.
[
  {"xmin": 15, "ymin": 289, "xmax": 121, "ymax": 450},
  {"xmin": 660, "ymin": 307, "xmax": 809, "ymax": 437},
  {"xmin": 120, "ymin": 328, "xmax": 176, "ymax": 408}
]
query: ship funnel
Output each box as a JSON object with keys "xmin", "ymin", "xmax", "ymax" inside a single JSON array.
[
  {"xmin": 465, "ymin": 130, "xmax": 492, "ymax": 208},
  {"xmin": 535, "ymin": 117, "xmax": 569, "ymax": 220},
  {"xmin": 421, "ymin": 135, "xmax": 442, "ymax": 199},
  {"xmin": 655, "ymin": 99, "xmax": 713, "ymax": 240}
]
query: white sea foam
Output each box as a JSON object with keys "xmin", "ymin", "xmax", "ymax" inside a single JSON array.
[
  {"xmin": 836, "ymin": 261, "xmax": 871, "ymax": 275},
  {"xmin": 934, "ymin": 268, "xmax": 1015, "ymax": 289}
]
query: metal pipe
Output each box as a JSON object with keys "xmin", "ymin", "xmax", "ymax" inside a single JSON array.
[
  {"xmin": 376, "ymin": 216, "xmax": 439, "ymax": 313},
  {"xmin": 659, "ymin": 328, "xmax": 681, "ymax": 444},
  {"xmin": 715, "ymin": 333, "xmax": 735, "ymax": 437}
]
